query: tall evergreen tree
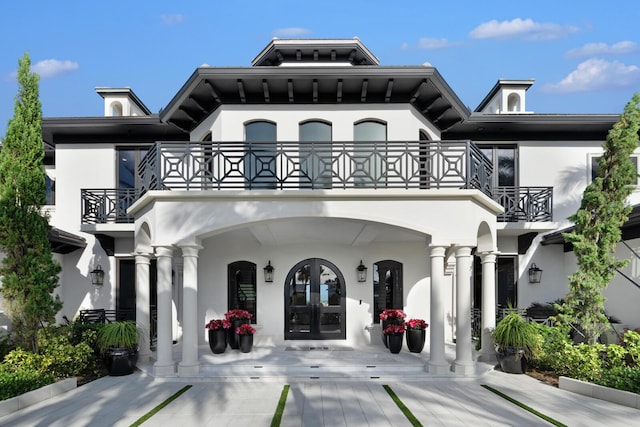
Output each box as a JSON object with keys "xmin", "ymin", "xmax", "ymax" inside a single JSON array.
[
  {"xmin": 558, "ymin": 93, "xmax": 640, "ymax": 344},
  {"xmin": 0, "ymin": 53, "xmax": 62, "ymax": 352}
]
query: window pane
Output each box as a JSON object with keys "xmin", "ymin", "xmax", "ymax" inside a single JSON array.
[
  {"xmin": 300, "ymin": 121, "xmax": 332, "ymax": 188},
  {"xmin": 118, "ymin": 150, "xmax": 136, "ymax": 189},
  {"xmin": 300, "ymin": 122, "xmax": 331, "ymax": 142},
  {"xmin": 497, "ymin": 148, "xmax": 515, "ymax": 186},
  {"xmin": 228, "ymin": 261, "xmax": 257, "ymax": 323},
  {"xmin": 354, "ymin": 121, "xmax": 386, "ymax": 140},
  {"xmin": 246, "ymin": 121, "xmax": 276, "ymax": 142},
  {"xmin": 245, "ymin": 122, "xmax": 276, "ymax": 189}
]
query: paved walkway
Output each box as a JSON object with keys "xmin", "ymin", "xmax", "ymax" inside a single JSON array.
[{"xmin": 1, "ymin": 369, "xmax": 638, "ymax": 426}]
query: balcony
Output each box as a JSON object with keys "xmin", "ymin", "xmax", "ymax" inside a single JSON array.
[{"xmin": 80, "ymin": 140, "xmax": 552, "ymax": 224}]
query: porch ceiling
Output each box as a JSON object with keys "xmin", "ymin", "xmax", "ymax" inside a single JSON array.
[{"xmin": 216, "ymin": 218, "xmax": 425, "ymax": 247}]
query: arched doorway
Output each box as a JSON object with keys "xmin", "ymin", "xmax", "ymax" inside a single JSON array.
[{"xmin": 284, "ymin": 258, "xmax": 346, "ymax": 340}]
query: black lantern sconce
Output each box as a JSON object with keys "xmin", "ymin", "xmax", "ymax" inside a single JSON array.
[
  {"xmin": 357, "ymin": 260, "xmax": 368, "ymax": 283},
  {"xmin": 90, "ymin": 264, "xmax": 105, "ymax": 286},
  {"xmin": 528, "ymin": 263, "xmax": 542, "ymax": 284},
  {"xmin": 264, "ymin": 261, "xmax": 274, "ymax": 283}
]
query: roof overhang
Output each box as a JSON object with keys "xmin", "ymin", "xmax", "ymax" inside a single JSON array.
[
  {"xmin": 443, "ymin": 113, "xmax": 620, "ymax": 141},
  {"xmin": 48, "ymin": 227, "xmax": 86, "ymax": 254},
  {"xmin": 42, "ymin": 116, "xmax": 189, "ymax": 145},
  {"xmin": 251, "ymin": 38, "xmax": 380, "ymax": 66},
  {"xmin": 159, "ymin": 66, "xmax": 470, "ymax": 133}
]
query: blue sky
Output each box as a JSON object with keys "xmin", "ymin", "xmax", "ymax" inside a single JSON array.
[{"xmin": 1, "ymin": 0, "xmax": 639, "ymax": 137}]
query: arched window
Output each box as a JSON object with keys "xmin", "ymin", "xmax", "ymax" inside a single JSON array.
[
  {"xmin": 299, "ymin": 120, "xmax": 332, "ymax": 188},
  {"xmin": 228, "ymin": 261, "xmax": 257, "ymax": 323},
  {"xmin": 507, "ymin": 93, "xmax": 520, "ymax": 112},
  {"xmin": 373, "ymin": 260, "xmax": 403, "ymax": 323},
  {"xmin": 353, "ymin": 120, "xmax": 387, "ymax": 187},
  {"xmin": 245, "ymin": 121, "xmax": 276, "ymax": 189},
  {"xmin": 111, "ymin": 101, "xmax": 123, "ymax": 116}
]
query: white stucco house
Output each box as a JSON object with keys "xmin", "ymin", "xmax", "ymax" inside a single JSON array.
[{"xmin": 2, "ymin": 38, "xmax": 639, "ymax": 377}]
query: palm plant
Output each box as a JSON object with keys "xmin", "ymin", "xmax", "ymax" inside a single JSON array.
[
  {"xmin": 97, "ymin": 321, "xmax": 138, "ymax": 353},
  {"xmin": 493, "ymin": 312, "xmax": 541, "ymax": 360}
]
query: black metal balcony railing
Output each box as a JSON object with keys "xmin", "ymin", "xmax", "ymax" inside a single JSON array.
[
  {"xmin": 81, "ymin": 188, "xmax": 141, "ymax": 224},
  {"xmin": 493, "ymin": 186, "xmax": 553, "ymax": 222},
  {"xmin": 79, "ymin": 140, "xmax": 553, "ymax": 224},
  {"xmin": 137, "ymin": 140, "xmax": 493, "ymax": 193}
]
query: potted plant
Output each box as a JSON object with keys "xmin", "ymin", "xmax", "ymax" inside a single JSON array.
[
  {"xmin": 225, "ymin": 309, "xmax": 253, "ymax": 349},
  {"xmin": 383, "ymin": 323, "xmax": 405, "ymax": 354},
  {"xmin": 235, "ymin": 323, "xmax": 256, "ymax": 353},
  {"xmin": 493, "ymin": 312, "xmax": 542, "ymax": 374},
  {"xmin": 405, "ymin": 318, "xmax": 428, "ymax": 353},
  {"xmin": 379, "ymin": 309, "xmax": 406, "ymax": 348},
  {"xmin": 205, "ymin": 319, "xmax": 231, "ymax": 354},
  {"xmin": 97, "ymin": 321, "xmax": 139, "ymax": 376}
]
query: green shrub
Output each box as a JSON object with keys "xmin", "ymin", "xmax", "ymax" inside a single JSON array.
[
  {"xmin": 0, "ymin": 369, "xmax": 55, "ymax": 401},
  {"xmin": 1, "ymin": 348, "xmax": 50, "ymax": 373},
  {"xmin": 39, "ymin": 334, "xmax": 97, "ymax": 378},
  {"xmin": 493, "ymin": 312, "xmax": 542, "ymax": 360},
  {"xmin": 596, "ymin": 366, "xmax": 640, "ymax": 394},
  {"xmin": 530, "ymin": 323, "xmax": 571, "ymax": 371},
  {"xmin": 621, "ymin": 330, "xmax": 640, "ymax": 365}
]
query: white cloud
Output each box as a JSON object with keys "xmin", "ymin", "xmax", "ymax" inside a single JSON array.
[
  {"xmin": 565, "ymin": 41, "xmax": 639, "ymax": 59},
  {"xmin": 416, "ymin": 37, "xmax": 461, "ymax": 49},
  {"xmin": 542, "ymin": 58, "xmax": 640, "ymax": 93},
  {"xmin": 470, "ymin": 18, "xmax": 579, "ymax": 41},
  {"xmin": 272, "ymin": 27, "xmax": 312, "ymax": 38},
  {"xmin": 161, "ymin": 14, "xmax": 185, "ymax": 25},
  {"xmin": 32, "ymin": 59, "xmax": 79, "ymax": 78}
]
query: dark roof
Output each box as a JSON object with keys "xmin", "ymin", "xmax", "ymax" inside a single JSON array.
[
  {"xmin": 42, "ymin": 116, "xmax": 189, "ymax": 145},
  {"xmin": 159, "ymin": 66, "xmax": 471, "ymax": 133},
  {"xmin": 251, "ymin": 38, "xmax": 379, "ymax": 66},
  {"xmin": 542, "ymin": 203, "xmax": 640, "ymax": 246},
  {"xmin": 48, "ymin": 227, "xmax": 86, "ymax": 254},
  {"xmin": 443, "ymin": 113, "xmax": 619, "ymax": 141}
]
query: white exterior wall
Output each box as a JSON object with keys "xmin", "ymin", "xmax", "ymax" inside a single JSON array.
[
  {"xmin": 191, "ymin": 104, "xmax": 441, "ymax": 142},
  {"xmin": 200, "ymin": 239, "xmax": 430, "ymax": 347}
]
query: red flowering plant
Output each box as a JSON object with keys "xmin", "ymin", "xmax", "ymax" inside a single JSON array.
[
  {"xmin": 224, "ymin": 309, "xmax": 253, "ymax": 322},
  {"xmin": 235, "ymin": 323, "xmax": 256, "ymax": 335},
  {"xmin": 379, "ymin": 309, "xmax": 406, "ymax": 324},
  {"xmin": 205, "ymin": 319, "xmax": 231, "ymax": 330},
  {"xmin": 383, "ymin": 323, "xmax": 406, "ymax": 335},
  {"xmin": 405, "ymin": 319, "xmax": 429, "ymax": 330}
]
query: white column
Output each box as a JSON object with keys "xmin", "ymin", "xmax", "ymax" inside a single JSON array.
[
  {"xmin": 479, "ymin": 252, "xmax": 497, "ymax": 362},
  {"xmin": 178, "ymin": 244, "xmax": 202, "ymax": 375},
  {"xmin": 427, "ymin": 245, "xmax": 449, "ymax": 374},
  {"xmin": 153, "ymin": 245, "xmax": 175, "ymax": 376},
  {"xmin": 134, "ymin": 252, "xmax": 152, "ymax": 361},
  {"xmin": 453, "ymin": 246, "xmax": 475, "ymax": 375}
]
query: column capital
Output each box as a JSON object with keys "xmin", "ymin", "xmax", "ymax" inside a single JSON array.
[
  {"xmin": 429, "ymin": 245, "xmax": 447, "ymax": 258},
  {"xmin": 179, "ymin": 244, "xmax": 203, "ymax": 258},
  {"xmin": 454, "ymin": 246, "xmax": 472, "ymax": 257},
  {"xmin": 480, "ymin": 252, "xmax": 498, "ymax": 263},
  {"xmin": 154, "ymin": 245, "xmax": 174, "ymax": 257}
]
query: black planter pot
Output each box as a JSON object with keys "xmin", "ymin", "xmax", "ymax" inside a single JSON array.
[
  {"xmin": 229, "ymin": 319, "xmax": 249, "ymax": 349},
  {"xmin": 104, "ymin": 347, "xmax": 138, "ymax": 376},
  {"xmin": 496, "ymin": 348, "xmax": 528, "ymax": 374},
  {"xmin": 387, "ymin": 333, "xmax": 404, "ymax": 354},
  {"xmin": 381, "ymin": 319, "xmax": 404, "ymax": 348},
  {"xmin": 239, "ymin": 334, "xmax": 254, "ymax": 353},
  {"xmin": 406, "ymin": 328, "xmax": 426, "ymax": 353},
  {"xmin": 208, "ymin": 329, "xmax": 228, "ymax": 354}
]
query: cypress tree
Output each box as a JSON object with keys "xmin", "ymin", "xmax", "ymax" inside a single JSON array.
[
  {"xmin": 558, "ymin": 93, "xmax": 640, "ymax": 344},
  {"xmin": 0, "ymin": 53, "xmax": 62, "ymax": 353}
]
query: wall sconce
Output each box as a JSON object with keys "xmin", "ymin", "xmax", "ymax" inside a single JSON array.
[
  {"xmin": 528, "ymin": 263, "xmax": 542, "ymax": 284},
  {"xmin": 90, "ymin": 264, "xmax": 105, "ymax": 286},
  {"xmin": 264, "ymin": 261, "xmax": 274, "ymax": 283},
  {"xmin": 357, "ymin": 260, "xmax": 368, "ymax": 283}
]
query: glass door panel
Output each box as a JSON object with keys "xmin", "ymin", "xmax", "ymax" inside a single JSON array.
[{"xmin": 285, "ymin": 259, "xmax": 346, "ymax": 340}]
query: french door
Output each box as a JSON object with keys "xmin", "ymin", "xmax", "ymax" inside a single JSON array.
[{"xmin": 284, "ymin": 258, "xmax": 346, "ymax": 340}]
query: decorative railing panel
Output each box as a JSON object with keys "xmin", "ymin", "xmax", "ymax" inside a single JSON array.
[
  {"xmin": 137, "ymin": 140, "xmax": 494, "ymax": 194},
  {"xmin": 493, "ymin": 186, "xmax": 553, "ymax": 222},
  {"xmin": 81, "ymin": 188, "xmax": 141, "ymax": 224}
]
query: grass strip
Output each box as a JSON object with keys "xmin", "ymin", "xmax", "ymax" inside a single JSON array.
[
  {"xmin": 481, "ymin": 384, "xmax": 567, "ymax": 427},
  {"xmin": 130, "ymin": 384, "xmax": 192, "ymax": 427},
  {"xmin": 383, "ymin": 384, "xmax": 423, "ymax": 427},
  {"xmin": 270, "ymin": 384, "xmax": 290, "ymax": 427}
]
